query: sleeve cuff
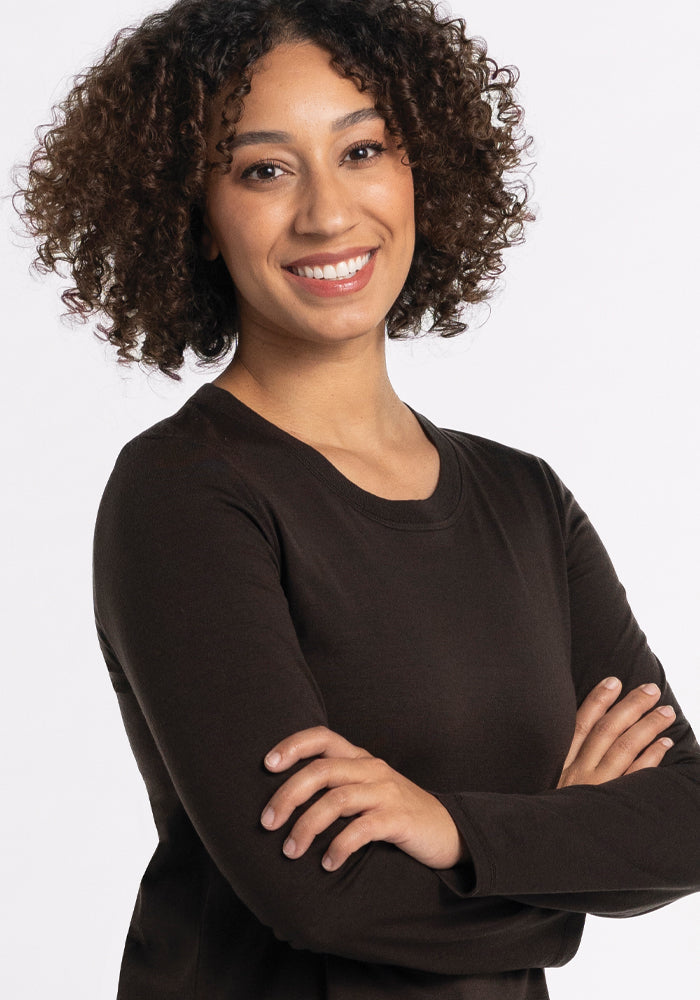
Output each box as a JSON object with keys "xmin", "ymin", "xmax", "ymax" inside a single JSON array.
[{"xmin": 430, "ymin": 790, "xmax": 496, "ymax": 898}]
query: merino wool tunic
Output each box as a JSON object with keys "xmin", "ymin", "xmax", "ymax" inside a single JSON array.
[{"xmin": 92, "ymin": 382, "xmax": 700, "ymax": 1000}]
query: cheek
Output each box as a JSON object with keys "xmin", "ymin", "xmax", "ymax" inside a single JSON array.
[
  {"xmin": 389, "ymin": 164, "xmax": 415, "ymax": 229},
  {"xmin": 391, "ymin": 173, "xmax": 416, "ymax": 256},
  {"xmin": 216, "ymin": 213, "xmax": 272, "ymax": 290},
  {"xmin": 226, "ymin": 201, "xmax": 287, "ymax": 272}
]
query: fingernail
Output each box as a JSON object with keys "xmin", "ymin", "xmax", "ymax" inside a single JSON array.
[
  {"xmin": 657, "ymin": 705, "xmax": 675, "ymax": 717},
  {"xmin": 283, "ymin": 838, "xmax": 296, "ymax": 857},
  {"xmin": 660, "ymin": 738, "xmax": 674, "ymax": 748},
  {"xmin": 261, "ymin": 807, "xmax": 275, "ymax": 827},
  {"xmin": 265, "ymin": 752, "xmax": 281, "ymax": 767},
  {"xmin": 641, "ymin": 683, "xmax": 659, "ymax": 695},
  {"xmin": 322, "ymin": 855, "xmax": 334, "ymax": 870},
  {"xmin": 603, "ymin": 677, "xmax": 620, "ymax": 689}
]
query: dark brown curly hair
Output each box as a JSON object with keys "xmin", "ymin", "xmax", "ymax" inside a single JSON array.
[{"xmin": 11, "ymin": 0, "xmax": 535, "ymax": 381}]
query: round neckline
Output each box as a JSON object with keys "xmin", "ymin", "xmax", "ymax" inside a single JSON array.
[{"xmin": 192, "ymin": 382, "xmax": 464, "ymax": 528}]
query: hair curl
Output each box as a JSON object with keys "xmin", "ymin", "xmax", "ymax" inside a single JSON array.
[{"xmin": 11, "ymin": 0, "xmax": 535, "ymax": 381}]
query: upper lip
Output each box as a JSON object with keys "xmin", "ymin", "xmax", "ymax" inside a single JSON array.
[{"xmin": 284, "ymin": 246, "xmax": 378, "ymax": 269}]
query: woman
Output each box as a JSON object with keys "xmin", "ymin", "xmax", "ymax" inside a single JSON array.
[{"xmin": 12, "ymin": 1, "xmax": 700, "ymax": 998}]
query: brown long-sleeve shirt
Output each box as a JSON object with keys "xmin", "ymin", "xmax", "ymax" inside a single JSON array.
[{"xmin": 92, "ymin": 382, "xmax": 700, "ymax": 999}]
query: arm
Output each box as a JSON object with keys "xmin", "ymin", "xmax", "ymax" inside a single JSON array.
[
  {"xmin": 92, "ymin": 433, "xmax": 582, "ymax": 975},
  {"xmin": 430, "ymin": 461, "xmax": 700, "ymax": 916},
  {"xmin": 252, "ymin": 676, "xmax": 674, "ymax": 875}
]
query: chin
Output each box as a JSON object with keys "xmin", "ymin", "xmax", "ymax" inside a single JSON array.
[{"xmin": 304, "ymin": 318, "xmax": 386, "ymax": 345}]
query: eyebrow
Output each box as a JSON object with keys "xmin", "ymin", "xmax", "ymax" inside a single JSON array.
[{"xmin": 228, "ymin": 107, "xmax": 384, "ymax": 151}]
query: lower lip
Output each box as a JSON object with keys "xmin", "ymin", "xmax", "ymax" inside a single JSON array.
[{"xmin": 282, "ymin": 251, "xmax": 378, "ymax": 298}]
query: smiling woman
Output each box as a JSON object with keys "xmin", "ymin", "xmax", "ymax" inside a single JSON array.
[
  {"xmin": 10, "ymin": 1, "xmax": 700, "ymax": 1000},
  {"xmin": 12, "ymin": 0, "xmax": 533, "ymax": 380},
  {"xmin": 198, "ymin": 42, "xmax": 416, "ymax": 351}
]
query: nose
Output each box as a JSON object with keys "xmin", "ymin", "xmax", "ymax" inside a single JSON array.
[{"xmin": 292, "ymin": 166, "xmax": 357, "ymax": 238}]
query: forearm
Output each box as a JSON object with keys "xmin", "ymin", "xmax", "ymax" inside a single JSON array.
[{"xmin": 431, "ymin": 752, "xmax": 700, "ymax": 915}]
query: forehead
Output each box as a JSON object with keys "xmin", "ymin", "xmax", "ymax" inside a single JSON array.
[{"xmin": 210, "ymin": 41, "xmax": 377, "ymax": 135}]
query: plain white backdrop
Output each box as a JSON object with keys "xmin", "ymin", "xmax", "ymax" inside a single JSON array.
[{"xmin": 2, "ymin": 1, "xmax": 698, "ymax": 996}]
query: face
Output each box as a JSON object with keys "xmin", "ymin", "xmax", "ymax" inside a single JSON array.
[{"xmin": 200, "ymin": 41, "xmax": 415, "ymax": 350}]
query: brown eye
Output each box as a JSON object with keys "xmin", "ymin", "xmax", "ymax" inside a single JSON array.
[
  {"xmin": 344, "ymin": 140, "xmax": 387, "ymax": 163},
  {"xmin": 240, "ymin": 160, "xmax": 286, "ymax": 183}
]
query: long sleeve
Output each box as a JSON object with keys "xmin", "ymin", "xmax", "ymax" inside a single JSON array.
[
  {"xmin": 432, "ymin": 460, "xmax": 700, "ymax": 916},
  {"xmin": 92, "ymin": 431, "xmax": 583, "ymax": 977}
]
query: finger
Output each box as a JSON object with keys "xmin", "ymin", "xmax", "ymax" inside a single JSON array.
[
  {"xmin": 624, "ymin": 737, "xmax": 674, "ymax": 775},
  {"xmin": 264, "ymin": 725, "xmax": 371, "ymax": 771},
  {"xmin": 261, "ymin": 755, "xmax": 386, "ymax": 829},
  {"xmin": 562, "ymin": 676, "xmax": 622, "ymax": 770},
  {"xmin": 321, "ymin": 812, "xmax": 389, "ymax": 872},
  {"xmin": 280, "ymin": 781, "xmax": 383, "ymax": 860},
  {"xmin": 596, "ymin": 704, "xmax": 676, "ymax": 779},
  {"xmin": 573, "ymin": 682, "xmax": 662, "ymax": 769}
]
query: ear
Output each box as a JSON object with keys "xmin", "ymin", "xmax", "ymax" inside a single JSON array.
[{"xmin": 199, "ymin": 213, "xmax": 221, "ymax": 262}]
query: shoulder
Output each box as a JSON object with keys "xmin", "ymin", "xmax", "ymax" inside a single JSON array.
[
  {"xmin": 439, "ymin": 424, "xmax": 566, "ymax": 509},
  {"xmin": 430, "ymin": 426, "xmax": 580, "ymax": 561},
  {"xmin": 96, "ymin": 391, "xmax": 275, "ymax": 542},
  {"xmin": 441, "ymin": 425, "xmax": 543, "ymax": 467},
  {"xmin": 104, "ymin": 387, "xmax": 258, "ymax": 494}
]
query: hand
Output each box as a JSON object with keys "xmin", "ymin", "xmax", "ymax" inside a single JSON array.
[
  {"xmin": 260, "ymin": 726, "xmax": 466, "ymax": 872},
  {"xmin": 557, "ymin": 677, "xmax": 676, "ymax": 788}
]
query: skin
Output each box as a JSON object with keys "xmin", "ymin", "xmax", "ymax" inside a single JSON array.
[
  {"xmin": 200, "ymin": 41, "xmax": 676, "ymax": 874},
  {"xmin": 201, "ymin": 40, "xmax": 437, "ymax": 499}
]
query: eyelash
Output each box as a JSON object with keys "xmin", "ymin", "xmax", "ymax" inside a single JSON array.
[
  {"xmin": 346, "ymin": 138, "xmax": 389, "ymax": 161},
  {"xmin": 240, "ymin": 139, "xmax": 388, "ymax": 184}
]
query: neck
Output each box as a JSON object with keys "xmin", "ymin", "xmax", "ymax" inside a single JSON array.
[{"xmin": 212, "ymin": 326, "xmax": 409, "ymax": 449}]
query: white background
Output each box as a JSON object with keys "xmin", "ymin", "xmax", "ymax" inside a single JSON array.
[{"xmin": 2, "ymin": 1, "xmax": 698, "ymax": 996}]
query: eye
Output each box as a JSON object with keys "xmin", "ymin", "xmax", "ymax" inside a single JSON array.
[
  {"xmin": 344, "ymin": 140, "xmax": 388, "ymax": 164},
  {"xmin": 240, "ymin": 159, "xmax": 287, "ymax": 183}
]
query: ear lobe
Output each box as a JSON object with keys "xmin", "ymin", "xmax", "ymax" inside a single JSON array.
[{"xmin": 199, "ymin": 217, "xmax": 221, "ymax": 262}]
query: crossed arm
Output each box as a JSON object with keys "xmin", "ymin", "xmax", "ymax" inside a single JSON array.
[
  {"xmin": 94, "ymin": 434, "xmax": 700, "ymax": 973},
  {"xmin": 258, "ymin": 676, "xmax": 677, "ymax": 874}
]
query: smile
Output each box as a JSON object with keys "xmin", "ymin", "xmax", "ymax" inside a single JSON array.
[
  {"xmin": 281, "ymin": 249, "xmax": 378, "ymax": 299},
  {"xmin": 287, "ymin": 251, "xmax": 372, "ymax": 280}
]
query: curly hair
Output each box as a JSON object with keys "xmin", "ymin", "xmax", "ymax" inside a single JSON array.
[{"xmin": 11, "ymin": 0, "xmax": 535, "ymax": 381}]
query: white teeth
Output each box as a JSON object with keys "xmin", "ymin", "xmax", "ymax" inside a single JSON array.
[{"xmin": 289, "ymin": 252, "xmax": 372, "ymax": 280}]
